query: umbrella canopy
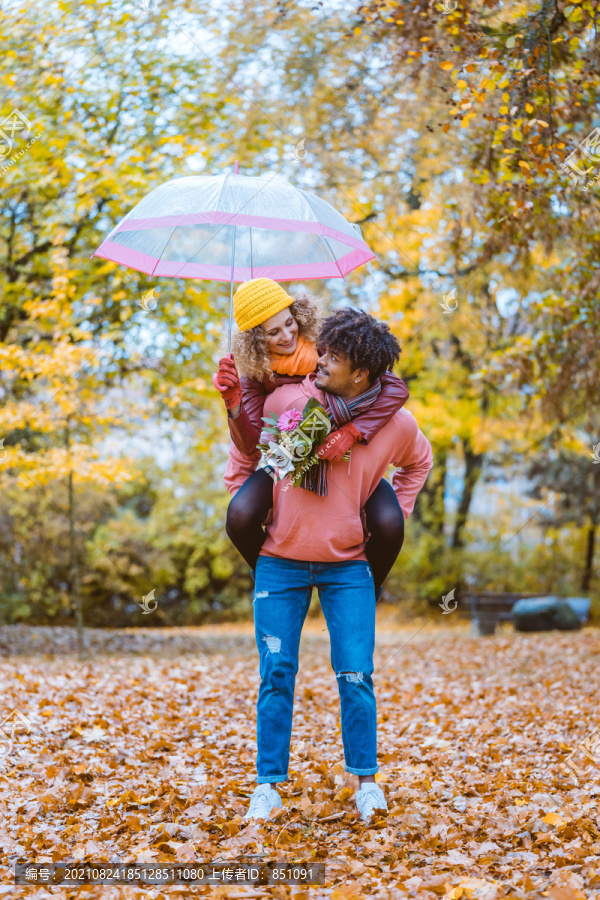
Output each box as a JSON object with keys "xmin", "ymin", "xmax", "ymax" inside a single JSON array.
[{"xmin": 92, "ymin": 171, "xmax": 376, "ymax": 282}]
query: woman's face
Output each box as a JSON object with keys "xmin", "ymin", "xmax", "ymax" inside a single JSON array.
[{"xmin": 260, "ymin": 305, "xmax": 298, "ymax": 354}]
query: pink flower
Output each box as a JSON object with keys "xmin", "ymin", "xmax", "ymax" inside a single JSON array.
[{"xmin": 277, "ymin": 408, "xmax": 303, "ymax": 432}]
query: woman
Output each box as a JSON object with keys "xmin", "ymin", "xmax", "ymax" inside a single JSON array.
[{"xmin": 213, "ymin": 278, "xmax": 408, "ymax": 599}]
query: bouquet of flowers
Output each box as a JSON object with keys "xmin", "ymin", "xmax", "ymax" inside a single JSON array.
[{"xmin": 257, "ymin": 398, "xmax": 350, "ymax": 488}]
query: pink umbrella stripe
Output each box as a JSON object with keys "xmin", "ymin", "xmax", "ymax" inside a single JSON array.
[
  {"xmin": 93, "ymin": 241, "xmax": 374, "ymax": 282},
  {"xmin": 91, "ymin": 169, "xmax": 378, "ymax": 347},
  {"xmin": 110, "ymin": 214, "xmax": 370, "ymax": 248}
]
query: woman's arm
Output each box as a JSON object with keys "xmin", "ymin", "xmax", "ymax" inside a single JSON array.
[
  {"xmin": 213, "ymin": 357, "xmax": 262, "ymax": 457},
  {"xmin": 315, "ymin": 371, "xmax": 410, "ymax": 462},
  {"xmin": 226, "ymin": 372, "xmax": 313, "ymax": 458},
  {"xmin": 224, "ymin": 376, "xmax": 266, "ymax": 458},
  {"xmin": 351, "ymin": 371, "xmax": 410, "ymax": 444},
  {"xmin": 239, "ymin": 376, "xmax": 268, "ymax": 432},
  {"xmin": 240, "ymin": 373, "xmax": 306, "ymax": 428}
]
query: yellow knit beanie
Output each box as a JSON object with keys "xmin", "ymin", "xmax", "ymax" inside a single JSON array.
[{"xmin": 233, "ymin": 278, "xmax": 294, "ymax": 332}]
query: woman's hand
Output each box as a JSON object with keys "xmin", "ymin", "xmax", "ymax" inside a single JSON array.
[
  {"xmin": 316, "ymin": 422, "xmax": 362, "ymax": 462},
  {"xmin": 212, "ymin": 354, "xmax": 243, "ymax": 412}
]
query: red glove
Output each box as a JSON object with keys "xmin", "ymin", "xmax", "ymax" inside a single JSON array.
[
  {"xmin": 316, "ymin": 422, "xmax": 362, "ymax": 462},
  {"xmin": 212, "ymin": 354, "xmax": 243, "ymax": 410}
]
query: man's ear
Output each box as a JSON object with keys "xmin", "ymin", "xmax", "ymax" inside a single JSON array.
[{"xmin": 353, "ymin": 367, "xmax": 370, "ymax": 385}]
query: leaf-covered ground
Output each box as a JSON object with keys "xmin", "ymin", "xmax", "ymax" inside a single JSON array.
[{"xmin": 1, "ymin": 616, "xmax": 599, "ymax": 899}]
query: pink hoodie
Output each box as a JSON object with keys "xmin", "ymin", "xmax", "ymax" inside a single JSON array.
[{"xmin": 224, "ymin": 373, "xmax": 433, "ymax": 563}]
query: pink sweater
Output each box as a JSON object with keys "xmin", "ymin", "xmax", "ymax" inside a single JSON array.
[{"xmin": 224, "ymin": 373, "xmax": 434, "ymax": 563}]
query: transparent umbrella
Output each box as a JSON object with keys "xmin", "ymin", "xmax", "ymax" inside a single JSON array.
[{"xmin": 92, "ymin": 163, "xmax": 376, "ymax": 350}]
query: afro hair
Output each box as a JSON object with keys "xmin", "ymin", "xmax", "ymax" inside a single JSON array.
[{"xmin": 316, "ymin": 308, "xmax": 401, "ymax": 381}]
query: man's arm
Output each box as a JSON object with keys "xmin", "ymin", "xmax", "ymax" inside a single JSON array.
[{"xmin": 390, "ymin": 418, "xmax": 434, "ymax": 519}]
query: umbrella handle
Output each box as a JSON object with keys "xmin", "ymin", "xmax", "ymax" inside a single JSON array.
[
  {"xmin": 227, "ymin": 223, "xmax": 237, "ymax": 353},
  {"xmin": 227, "ymin": 159, "xmax": 239, "ymax": 352}
]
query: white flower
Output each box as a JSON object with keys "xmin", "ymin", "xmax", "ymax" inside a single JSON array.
[
  {"xmin": 266, "ymin": 441, "xmax": 296, "ymax": 479},
  {"xmin": 276, "ymin": 458, "xmax": 296, "ymax": 478}
]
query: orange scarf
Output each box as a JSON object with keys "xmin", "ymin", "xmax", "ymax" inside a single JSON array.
[{"xmin": 270, "ymin": 334, "xmax": 319, "ymax": 376}]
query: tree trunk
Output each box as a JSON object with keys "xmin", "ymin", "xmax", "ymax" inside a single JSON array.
[
  {"xmin": 412, "ymin": 447, "xmax": 446, "ymax": 537},
  {"xmin": 582, "ymin": 521, "xmax": 596, "ymax": 592},
  {"xmin": 66, "ymin": 423, "xmax": 85, "ymax": 658},
  {"xmin": 452, "ymin": 439, "xmax": 484, "ymax": 549}
]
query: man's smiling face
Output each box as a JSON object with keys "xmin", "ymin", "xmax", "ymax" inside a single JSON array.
[{"xmin": 315, "ymin": 346, "xmax": 369, "ymax": 398}]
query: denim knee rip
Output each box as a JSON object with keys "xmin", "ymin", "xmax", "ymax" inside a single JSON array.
[
  {"xmin": 253, "ymin": 590, "xmax": 269, "ymax": 605},
  {"xmin": 336, "ymin": 671, "xmax": 364, "ymax": 684},
  {"xmin": 263, "ymin": 634, "xmax": 281, "ymax": 654}
]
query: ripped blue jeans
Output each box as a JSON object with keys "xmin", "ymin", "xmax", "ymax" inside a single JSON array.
[{"xmin": 252, "ymin": 555, "xmax": 378, "ymax": 783}]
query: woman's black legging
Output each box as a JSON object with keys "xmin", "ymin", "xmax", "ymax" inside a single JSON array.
[{"xmin": 225, "ymin": 469, "xmax": 405, "ymax": 597}]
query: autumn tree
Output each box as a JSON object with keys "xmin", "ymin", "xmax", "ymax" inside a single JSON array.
[
  {"xmin": 1, "ymin": 0, "xmax": 598, "ymax": 618},
  {"xmin": 526, "ymin": 448, "xmax": 600, "ymax": 592},
  {"xmin": 355, "ymin": 0, "xmax": 600, "ymax": 417},
  {"xmin": 0, "ymin": 0, "xmax": 252, "ymax": 623}
]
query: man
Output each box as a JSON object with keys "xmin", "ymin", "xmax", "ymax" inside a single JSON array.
[{"xmin": 224, "ymin": 309, "xmax": 433, "ymax": 822}]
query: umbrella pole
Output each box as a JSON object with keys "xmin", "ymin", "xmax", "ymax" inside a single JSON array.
[{"xmin": 227, "ymin": 224, "xmax": 236, "ymax": 353}]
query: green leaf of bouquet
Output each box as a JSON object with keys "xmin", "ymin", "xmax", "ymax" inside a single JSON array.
[{"xmin": 301, "ymin": 397, "xmax": 325, "ymax": 418}]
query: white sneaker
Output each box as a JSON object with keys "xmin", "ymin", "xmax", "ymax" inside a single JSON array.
[
  {"xmin": 243, "ymin": 783, "xmax": 282, "ymax": 821},
  {"xmin": 355, "ymin": 783, "xmax": 387, "ymax": 821}
]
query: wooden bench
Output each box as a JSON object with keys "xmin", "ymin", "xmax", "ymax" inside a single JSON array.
[{"xmin": 457, "ymin": 591, "xmax": 591, "ymax": 636}]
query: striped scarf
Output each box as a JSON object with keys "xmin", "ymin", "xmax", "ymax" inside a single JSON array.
[{"xmin": 300, "ymin": 378, "xmax": 382, "ymax": 496}]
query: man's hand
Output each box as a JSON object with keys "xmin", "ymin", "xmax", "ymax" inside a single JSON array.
[
  {"xmin": 316, "ymin": 422, "xmax": 362, "ymax": 462},
  {"xmin": 212, "ymin": 354, "xmax": 243, "ymax": 411}
]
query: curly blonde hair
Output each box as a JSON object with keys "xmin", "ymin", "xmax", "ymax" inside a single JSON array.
[{"xmin": 227, "ymin": 292, "xmax": 324, "ymax": 382}]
